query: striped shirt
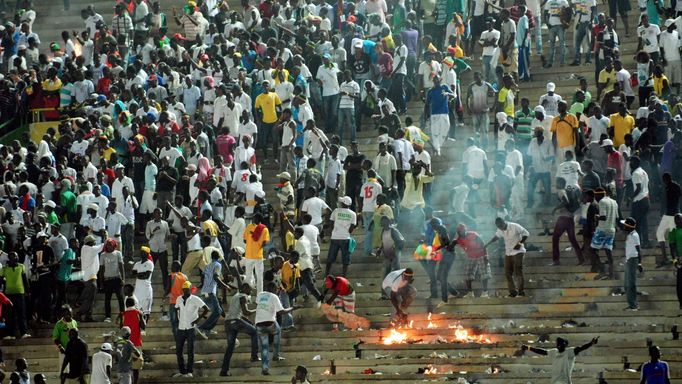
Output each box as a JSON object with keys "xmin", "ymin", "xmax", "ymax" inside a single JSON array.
[
  {"xmin": 201, "ymin": 260, "xmax": 221, "ymax": 295},
  {"xmin": 514, "ymin": 109, "xmax": 534, "ymax": 141}
]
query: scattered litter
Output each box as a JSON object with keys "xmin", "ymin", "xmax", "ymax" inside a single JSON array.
[
  {"xmin": 362, "ymin": 368, "xmax": 377, "ymax": 374},
  {"xmin": 373, "ymin": 353, "xmax": 390, "ymax": 359},
  {"xmin": 356, "ymin": 283, "xmax": 363, "ymax": 287},
  {"xmin": 530, "ymin": 368, "xmax": 547, "ymax": 374},
  {"xmin": 538, "ymin": 333, "xmax": 551, "ymax": 342},
  {"xmin": 455, "ymin": 378, "xmax": 470, "ymax": 384},
  {"xmin": 564, "ymin": 247, "xmax": 572, "ymax": 251},
  {"xmin": 561, "ymin": 320, "xmax": 579, "ymax": 328},
  {"xmin": 429, "ymin": 351, "xmax": 449, "ymax": 359},
  {"xmin": 312, "ymin": 355, "xmax": 321, "ymax": 360},
  {"xmin": 435, "ymin": 336, "xmax": 449, "ymax": 344}
]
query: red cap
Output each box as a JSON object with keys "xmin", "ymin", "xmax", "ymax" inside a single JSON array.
[
  {"xmin": 200, "ymin": 54, "xmax": 209, "ymax": 61},
  {"xmin": 172, "ymin": 33, "xmax": 186, "ymax": 40}
]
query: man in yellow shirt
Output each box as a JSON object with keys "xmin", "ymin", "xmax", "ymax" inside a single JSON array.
[
  {"xmin": 496, "ymin": 74, "xmax": 515, "ymax": 117},
  {"xmin": 254, "ymin": 80, "xmax": 282, "ymax": 163},
  {"xmin": 597, "ymin": 57, "xmax": 616, "ymax": 99},
  {"xmin": 243, "ymin": 213, "xmax": 270, "ymax": 294},
  {"xmin": 550, "ymin": 100, "xmax": 579, "ymax": 166},
  {"xmin": 608, "ymin": 102, "xmax": 635, "ymax": 147}
]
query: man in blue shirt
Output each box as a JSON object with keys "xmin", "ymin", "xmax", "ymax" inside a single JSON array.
[
  {"xmin": 196, "ymin": 250, "xmax": 233, "ymax": 338},
  {"xmin": 425, "ymin": 76, "xmax": 455, "ymax": 156},
  {"xmin": 640, "ymin": 345, "xmax": 671, "ymax": 384}
]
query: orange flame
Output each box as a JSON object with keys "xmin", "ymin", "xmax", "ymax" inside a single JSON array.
[
  {"xmin": 449, "ymin": 324, "xmax": 492, "ymax": 343},
  {"xmin": 383, "ymin": 329, "xmax": 409, "ymax": 345},
  {"xmin": 323, "ymin": 369, "xmax": 331, "ymax": 375},
  {"xmin": 424, "ymin": 365, "xmax": 438, "ymax": 374}
]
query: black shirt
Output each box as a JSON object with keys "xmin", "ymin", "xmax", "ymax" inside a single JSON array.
[
  {"xmin": 156, "ymin": 166, "xmax": 179, "ymax": 192},
  {"xmin": 349, "ymin": 54, "xmax": 371, "ymax": 77},
  {"xmin": 344, "ymin": 153, "xmax": 366, "ymax": 183},
  {"xmin": 665, "ymin": 181, "xmax": 681, "ymax": 215},
  {"xmin": 64, "ymin": 337, "xmax": 89, "ymax": 378}
]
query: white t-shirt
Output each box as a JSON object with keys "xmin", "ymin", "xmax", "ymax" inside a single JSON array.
[
  {"xmin": 625, "ymin": 231, "xmax": 641, "ymax": 259},
  {"xmin": 81, "ymin": 244, "xmax": 103, "ymax": 281},
  {"xmin": 382, "ymin": 268, "xmax": 408, "ymax": 292},
  {"xmin": 418, "ymin": 60, "xmax": 442, "ymax": 90},
  {"xmin": 544, "ymin": 0, "xmax": 570, "ymax": 26},
  {"xmin": 393, "ymin": 138, "xmax": 414, "ymax": 170},
  {"xmin": 479, "ymin": 29, "xmax": 501, "ymax": 56},
  {"xmin": 539, "ymin": 93, "xmax": 563, "ymax": 117},
  {"xmin": 175, "ymin": 294, "xmax": 206, "ymax": 330},
  {"xmin": 244, "ymin": 181, "xmax": 264, "ymax": 214},
  {"xmin": 392, "ymin": 44, "xmax": 408, "ymax": 75},
  {"xmin": 659, "ymin": 30, "xmax": 681, "ymax": 61},
  {"xmin": 617, "ymin": 69, "xmax": 635, "ymax": 97},
  {"xmin": 462, "ymin": 146, "xmax": 488, "ymax": 179},
  {"xmin": 360, "ymin": 180, "xmax": 382, "ymax": 212},
  {"xmin": 558, "ymin": 160, "xmax": 581, "ymax": 187},
  {"xmin": 548, "ymin": 347, "xmax": 576, "ymax": 384},
  {"xmin": 588, "ymin": 115, "xmax": 610, "ymax": 140},
  {"xmin": 631, "ymin": 167, "xmax": 649, "ymax": 201},
  {"xmin": 495, "ymin": 222, "xmax": 529, "ymax": 255},
  {"xmin": 316, "ymin": 65, "xmax": 341, "ymax": 96},
  {"xmin": 90, "ymin": 351, "xmax": 113, "ymax": 384},
  {"xmin": 132, "ymin": 259, "xmax": 154, "ymax": 286},
  {"xmin": 637, "ymin": 24, "xmax": 661, "ymax": 54},
  {"xmin": 300, "ymin": 224, "xmax": 321, "ymax": 255},
  {"xmin": 330, "ymin": 208, "xmax": 357, "ymax": 240},
  {"xmin": 301, "ymin": 197, "xmax": 330, "ymax": 226},
  {"xmin": 255, "ymin": 291, "xmax": 284, "ymax": 323}
]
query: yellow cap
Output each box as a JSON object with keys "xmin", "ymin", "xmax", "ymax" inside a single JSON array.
[
  {"xmin": 140, "ymin": 246, "xmax": 151, "ymax": 254},
  {"xmin": 182, "ymin": 281, "xmax": 192, "ymax": 289}
]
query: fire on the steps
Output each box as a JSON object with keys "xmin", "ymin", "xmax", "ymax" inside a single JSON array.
[{"xmin": 380, "ymin": 319, "xmax": 493, "ymax": 345}]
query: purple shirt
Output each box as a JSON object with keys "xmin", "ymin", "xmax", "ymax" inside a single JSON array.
[
  {"xmin": 660, "ymin": 140, "xmax": 675, "ymax": 175},
  {"xmin": 401, "ymin": 28, "xmax": 419, "ymax": 56}
]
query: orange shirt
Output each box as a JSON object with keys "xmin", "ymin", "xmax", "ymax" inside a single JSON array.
[
  {"xmin": 169, "ymin": 272, "xmax": 188, "ymax": 304},
  {"xmin": 244, "ymin": 223, "xmax": 270, "ymax": 260},
  {"xmin": 550, "ymin": 113, "xmax": 579, "ymax": 148}
]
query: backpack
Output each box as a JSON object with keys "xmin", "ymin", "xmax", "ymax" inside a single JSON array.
[{"xmin": 565, "ymin": 186, "xmax": 582, "ymax": 213}]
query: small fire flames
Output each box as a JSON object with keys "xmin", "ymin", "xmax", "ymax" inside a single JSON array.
[
  {"xmin": 426, "ymin": 313, "xmax": 437, "ymax": 329},
  {"xmin": 424, "ymin": 365, "xmax": 438, "ymax": 374},
  {"xmin": 449, "ymin": 324, "xmax": 493, "ymax": 344},
  {"xmin": 382, "ymin": 328, "xmax": 409, "ymax": 344},
  {"xmin": 322, "ymin": 369, "xmax": 331, "ymax": 375}
]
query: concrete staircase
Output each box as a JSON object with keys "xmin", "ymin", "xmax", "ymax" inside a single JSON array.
[{"xmin": 9, "ymin": 2, "xmax": 682, "ymax": 383}]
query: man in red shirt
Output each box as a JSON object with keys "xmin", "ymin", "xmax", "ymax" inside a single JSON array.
[
  {"xmin": 451, "ymin": 224, "xmax": 491, "ymax": 298},
  {"xmin": 603, "ymin": 139, "xmax": 624, "ymax": 205},
  {"xmin": 322, "ymin": 275, "xmax": 356, "ymax": 314}
]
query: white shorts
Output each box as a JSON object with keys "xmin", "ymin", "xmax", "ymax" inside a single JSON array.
[
  {"xmin": 134, "ymin": 283, "xmax": 153, "ymax": 315},
  {"xmin": 139, "ymin": 190, "xmax": 157, "ymax": 214},
  {"xmin": 665, "ymin": 61, "xmax": 682, "ymax": 86},
  {"xmin": 657, "ymin": 214, "xmax": 676, "ymax": 242}
]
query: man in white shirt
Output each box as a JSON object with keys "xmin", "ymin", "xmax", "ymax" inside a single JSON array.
[
  {"xmin": 543, "ymin": 0, "xmax": 570, "ymax": 68},
  {"xmin": 381, "ymin": 268, "xmax": 416, "ymax": 324},
  {"xmin": 174, "ymin": 281, "xmax": 209, "ymax": 378},
  {"xmin": 76, "ymin": 236, "xmax": 103, "ymax": 321},
  {"xmin": 659, "ymin": 19, "xmax": 681, "ymax": 94},
  {"xmin": 539, "ymin": 83, "xmax": 563, "ymax": 117},
  {"xmin": 389, "ymin": 34, "xmax": 408, "ymax": 114},
  {"xmin": 630, "ymin": 156, "xmax": 651, "ymax": 247},
  {"xmin": 522, "ymin": 337, "xmax": 599, "ymax": 384},
  {"xmin": 637, "ymin": 14, "xmax": 661, "ymax": 63},
  {"xmin": 317, "ymin": 53, "xmax": 341, "ymax": 135},
  {"xmin": 478, "ymin": 18, "xmax": 500, "ymax": 84},
  {"xmin": 393, "ymin": 129, "xmax": 414, "ymax": 197},
  {"xmin": 484, "ymin": 218, "xmax": 529, "ymax": 297},
  {"xmin": 527, "ymin": 125, "xmax": 554, "ymax": 207},
  {"xmin": 90, "ymin": 343, "xmax": 113, "ymax": 384},
  {"xmin": 326, "ymin": 196, "xmax": 357, "ymax": 277},
  {"xmin": 132, "ymin": 248, "xmax": 155, "ymax": 319},
  {"xmin": 338, "ymin": 70, "xmax": 360, "ymax": 143},
  {"xmin": 360, "ymin": 170, "xmax": 382, "ymax": 255},
  {"xmin": 255, "ymin": 282, "xmax": 295, "ymax": 375}
]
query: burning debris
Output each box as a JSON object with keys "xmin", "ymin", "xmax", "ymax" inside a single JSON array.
[
  {"xmin": 380, "ymin": 320, "xmax": 493, "ymax": 345},
  {"xmin": 417, "ymin": 365, "xmax": 439, "ymax": 374}
]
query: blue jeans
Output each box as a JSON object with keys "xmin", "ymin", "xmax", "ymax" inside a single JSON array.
[
  {"xmin": 518, "ymin": 46, "xmax": 530, "ymax": 80},
  {"xmin": 624, "ymin": 258, "xmax": 638, "ymax": 308},
  {"xmin": 169, "ymin": 303, "xmax": 179, "ymax": 340},
  {"xmin": 383, "ymin": 251, "xmax": 401, "ymax": 279},
  {"xmin": 419, "ymin": 259, "xmax": 439, "ymax": 298},
  {"xmin": 363, "ymin": 212, "xmax": 373, "ymax": 254},
  {"xmin": 547, "ymin": 25, "xmax": 566, "ymax": 66},
  {"xmin": 482, "ymin": 55, "xmax": 496, "ymax": 84},
  {"xmin": 327, "ymin": 239, "xmax": 351, "ymax": 267},
  {"xmin": 221, "ymin": 318, "xmax": 258, "ymax": 373},
  {"xmin": 338, "ymin": 108, "xmax": 356, "ymax": 144},
  {"xmin": 176, "ymin": 328, "xmax": 195, "ymax": 374},
  {"xmin": 322, "ymin": 94, "xmax": 340, "ymax": 133},
  {"xmin": 257, "ymin": 322, "xmax": 281, "ymax": 372},
  {"xmin": 573, "ymin": 22, "xmax": 593, "ymax": 63},
  {"xmin": 198, "ymin": 293, "xmax": 222, "ymax": 332},
  {"xmin": 279, "ymin": 291, "xmax": 294, "ymax": 329},
  {"xmin": 527, "ymin": 171, "xmax": 551, "ymax": 207},
  {"xmin": 258, "ymin": 122, "xmax": 275, "ymax": 159},
  {"xmin": 472, "ymin": 112, "xmax": 490, "ymax": 148}
]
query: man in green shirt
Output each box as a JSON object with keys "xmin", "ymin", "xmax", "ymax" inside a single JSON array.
[
  {"xmin": 0, "ymin": 252, "xmax": 30, "ymax": 339},
  {"xmin": 514, "ymin": 97, "xmax": 534, "ymax": 154},
  {"xmin": 56, "ymin": 238, "xmax": 78, "ymax": 315},
  {"xmin": 668, "ymin": 213, "xmax": 682, "ymax": 309},
  {"xmin": 45, "ymin": 200, "xmax": 60, "ymax": 225},
  {"xmin": 53, "ymin": 305, "xmax": 78, "ymax": 372}
]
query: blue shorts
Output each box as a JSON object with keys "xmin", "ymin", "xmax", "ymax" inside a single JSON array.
[{"xmin": 591, "ymin": 229, "xmax": 615, "ymax": 250}]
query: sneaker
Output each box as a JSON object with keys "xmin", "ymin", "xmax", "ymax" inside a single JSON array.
[
  {"xmin": 103, "ymin": 317, "xmax": 112, "ymax": 323},
  {"xmin": 219, "ymin": 371, "xmax": 232, "ymax": 377},
  {"xmin": 436, "ymin": 301, "xmax": 448, "ymax": 308},
  {"xmin": 3, "ymin": 336, "xmax": 14, "ymax": 340},
  {"xmin": 209, "ymin": 330, "xmax": 218, "ymax": 335},
  {"xmin": 624, "ymin": 306, "xmax": 639, "ymax": 311},
  {"xmin": 315, "ymin": 300, "xmax": 322, "ymax": 309},
  {"xmin": 195, "ymin": 328, "xmax": 208, "ymax": 340},
  {"xmin": 569, "ymin": 62, "xmax": 580, "ymax": 66},
  {"xmin": 160, "ymin": 314, "xmax": 170, "ymax": 321},
  {"xmin": 462, "ymin": 291, "xmax": 475, "ymax": 298},
  {"xmin": 262, "ymin": 369, "xmax": 270, "ymax": 375},
  {"xmin": 235, "ymin": 338, "xmax": 240, "ymax": 348},
  {"xmin": 273, "ymin": 355, "xmax": 285, "ymax": 361},
  {"xmin": 506, "ymin": 292, "xmax": 518, "ymax": 298},
  {"xmin": 250, "ymin": 356, "xmax": 261, "ymax": 362},
  {"xmin": 184, "ymin": 373, "xmax": 194, "ymax": 378},
  {"xmin": 282, "ymin": 326, "xmax": 295, "ymax": 332},
  {"xmin": 480, "ymin": 291, "xmax": 490, "ymax": 298},
  {"xmin": 20, "ymin": 334, "xmax": 31, "ymax": 339},
  {"xmin": 517, "ymin": 291, "xmax": 526, "ymax": 297},
  {"xmin": 172, "ymin": 373, "xmax": 184, "ymax": 378}
]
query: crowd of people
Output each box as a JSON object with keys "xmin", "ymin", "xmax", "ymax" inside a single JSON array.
[{"xmin": 0, "ymin": 0, "xmax": 677, "ymax": 381}]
